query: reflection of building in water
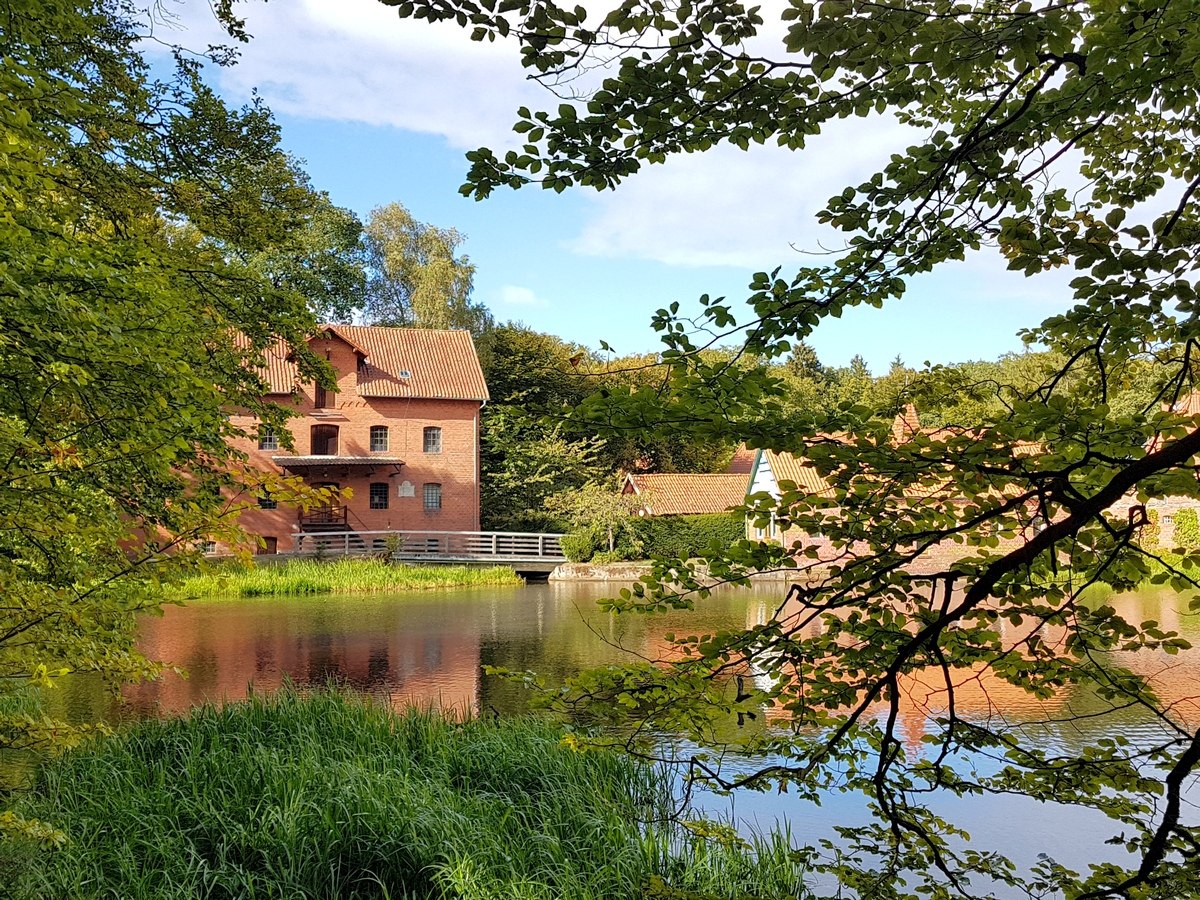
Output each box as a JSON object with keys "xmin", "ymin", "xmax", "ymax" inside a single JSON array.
[{"xmin": 127, "ymin": 610, "xmax": 482, "ymax": 717}]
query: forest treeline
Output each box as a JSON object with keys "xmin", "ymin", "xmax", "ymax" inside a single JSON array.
[{"xmin": 474, "ymin": 325, "xmax": 1167, "ymax": 532}]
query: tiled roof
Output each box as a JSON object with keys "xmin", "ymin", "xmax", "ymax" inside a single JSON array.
[
  {"xmin": 726, "ymin": 444, "xmax": 756, "ymax": 474},
  {"xmin": 1171, "ymin": 391, "xmax": 1200, "ymax": 416},
  {"xmin": 626, "ymin": 473, "xmax": 748, "ymax": 516},
  {"xmin": 258, "ymin": 326, "xmax": 488, "ymax": 402},
  {"xmin": 260, "ymin": 342, "xmax": 299, "ymax": 395},
  {"xmin": 331, "ymin": 325, "xmax": 489, "ymax": 402},
  {"xmin": 891, "ymin": 404, "xmax": 921, "ymax": 443},
  {"xmin": 761, "ymin": 450, "xmax": 835, "ymax": 497}
]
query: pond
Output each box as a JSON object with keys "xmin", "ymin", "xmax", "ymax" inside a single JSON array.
[{"xmin": 41, "ymin": 581, "xmax": 1200, "ymax": 894}]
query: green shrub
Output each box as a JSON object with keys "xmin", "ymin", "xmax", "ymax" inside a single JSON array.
[
  {"xmin": 1, "ymin": 688, "xmax": 809, "ymax": 900},
  {"xmin": 1141, "ymin": 509, "xmax": 1161, "ymax": 551},
  {"xmin": 560, "ymin": 528, "xmax": 598, "ymax": 562},
  {"xmin": 633, "ymin": 512, "xmax": 745, "ymax": 559},
  {"xmin": 1173, "ymin": 507, "xmax": 1200, "ymax": 548},
  {"xmin": 592, "ymin": 550, "xmax": 631, "ymax": 564}
]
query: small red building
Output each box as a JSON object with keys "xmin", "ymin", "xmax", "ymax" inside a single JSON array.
[{"xmin": 227, "ymin": 325, "xmax": 489, "ymax": 553}]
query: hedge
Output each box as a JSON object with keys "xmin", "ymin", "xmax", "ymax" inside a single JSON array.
[
  {"xmin": 631, "ymin": 512, "xmax": 744, "ymax": 560},
  {"xmin": 1174, "ymin": 507, "xmax": 1200, "ymax": 549}
]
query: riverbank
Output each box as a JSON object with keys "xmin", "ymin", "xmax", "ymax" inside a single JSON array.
[
  {"xmin": 174, "ymin": 558, "xmax": 523, "ymax": 598},
  {"xmin": 1, "ymin": 688, "xmax": 807, "ymax": 900},
  {"xmin": 550, "ymin": 561, "xmax": 797, "ymax": 582}
]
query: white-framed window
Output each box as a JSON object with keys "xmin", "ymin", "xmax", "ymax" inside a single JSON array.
[
  {"xmin": 369, "ymin": 482, "xmax": 389, "ymax": 510},
  {"xmin": 370, "ymin": 425, "xmax": 389, "ymax": 452},
  {"xmin": 258, "ymin": 427, "xmax": 278, "ymax": 451},
  {"xmin": 423, "ymin": 426, "xmax": 442, "ymax": 454},
  {"xmin": 423, "ymin": 482, "xmax": 442, "ymax": 511}
]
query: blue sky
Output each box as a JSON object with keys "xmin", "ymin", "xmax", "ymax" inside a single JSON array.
[{"xmin": 158, "ymin": 0, "xmax": 1077, "ymax": 371}]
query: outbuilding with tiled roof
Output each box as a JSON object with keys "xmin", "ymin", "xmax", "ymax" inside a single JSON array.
[{"xmin": 622, "ymin": 473, "xmax": 748, "ymax": 516}]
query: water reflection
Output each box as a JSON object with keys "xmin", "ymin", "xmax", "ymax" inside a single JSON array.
[
  {"xmin": 33, "ymin": 582, "xmax": 1200, "ymax": 894},
  {"xmin": 52, "ymin": 583, "xmax": 1196, "ymax": 742}
]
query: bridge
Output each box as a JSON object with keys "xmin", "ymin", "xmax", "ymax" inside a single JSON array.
[{"xmin": 292, "ymin": 529, "xmax": 567, "ymax": 576}]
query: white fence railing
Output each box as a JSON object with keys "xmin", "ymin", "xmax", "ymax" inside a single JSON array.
[{"xmin": 293, "ymin": 529, "xmax": 565, "ymax": 562}]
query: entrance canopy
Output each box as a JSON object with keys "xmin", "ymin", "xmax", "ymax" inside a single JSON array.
[{"xmin": 272, "ymin": 455, "xmax": 405, "ymax": 478}]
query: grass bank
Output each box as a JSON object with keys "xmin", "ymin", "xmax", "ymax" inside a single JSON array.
[
  {"xmin": 174, "ymin": 558, "xmax": 523, "ymax": 598},
  {"xmin": 2, "ymin": 688, "xmax": 807, "ymax": 900}
]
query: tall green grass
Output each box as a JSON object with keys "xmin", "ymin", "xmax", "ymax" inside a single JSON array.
[
  {"xmin": 175, "ymin": 559, "xmax": 523, "ymax": 598},
  {"xmin": 1, "ymin": 688, "xmax": 808, "ymax": 899}
]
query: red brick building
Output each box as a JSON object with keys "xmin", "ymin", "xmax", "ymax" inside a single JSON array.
[{"xmin": 227, "ymin": 325, "xmax": 489, "ymax": 553}]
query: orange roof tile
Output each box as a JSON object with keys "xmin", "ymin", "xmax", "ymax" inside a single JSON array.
[
  {"xmin": 726, "ymin": 444, "xmax": 756, "ymax": 474},
  {"xmin": 626, "ymin": 473, "xmax": 748, "ymax": 516},
  {"xmin": 256, "ymin": 326, "xmax": 488, "ymax": 402},
  {"xmin": 891, "ymin": 404, "xmax": 921, "ymax": 443},
  {"xmin": 260, "ymin": 342, "xmax": 299, "ymax": 394},
  {"xmin": 1170, "ymin": 390, "xmax": 1200, "ymax": 416},
  {"xmin": 760, "ymin": 450, "xmax": 835, "ymax": 497},
  {"xmin": 331, "ymin": 325, "xmax": 489, "ymax": 402}
]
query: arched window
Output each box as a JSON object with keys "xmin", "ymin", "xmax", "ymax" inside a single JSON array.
[
  {"xmin": 423, "ymin": 426, "xmax": 442, "ymax": 454},
  {"xmin": 310, "ymin": 424, "xmax": 339, "ymax": 456},
  {"xmin": 370, "ymin": 425, "xmax": 389, "ymax": 452}
]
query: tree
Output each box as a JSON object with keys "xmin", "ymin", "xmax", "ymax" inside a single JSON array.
[
  {"xmin": 384, "ymin": 0, "xmax": 1200, "ymax": 894},
  {"xmin": 244, "ymin": 190, "xmax": 368, "ymax": 323},
  {"xmin": 0, "ymin": 0, "xmax": 329, "ymax": 839},
  {"xmin": 544, "ymin": 481, "xmax": 643, "ymax": 556},
  {"xmin": 477, "ymin": 325, "xmax": 602, "ymax": 530},
  {"xmin": 363, "ymin": 201, "xmax": 493, "ymax": 334}
]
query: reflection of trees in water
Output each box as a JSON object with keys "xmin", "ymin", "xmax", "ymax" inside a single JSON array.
[{"xmin": 45, "ymin": 586, "xmax": 1200, "ymax": 765}]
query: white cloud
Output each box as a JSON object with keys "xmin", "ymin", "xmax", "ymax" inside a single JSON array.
[
  {"xmin": 152, "ymin": 0, "xmax": 544, "ymax": 148},
  {"xmin": 568, "ymin": 117, "xmax": 919, "ymax": 269},
  {"xmin": 497, "ymin": 285, "xmax": 546, "ymax": 306}
]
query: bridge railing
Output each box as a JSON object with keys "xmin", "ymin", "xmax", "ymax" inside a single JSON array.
[{"xmin": 293, "ymin": 529, "xmax": 565, "ymax": 562}]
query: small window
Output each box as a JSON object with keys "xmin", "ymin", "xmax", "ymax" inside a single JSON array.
[
  {"xmin": 370, "ymin": 482, "xmax": 389, "ymax": 510},
  {"xmin": 370, "ymin": 425, "xmax": 389, "ymax": 453},
  {"xmin": 423, "ymin": 483, "xmax": 442, "ymax": 511},
  {"xmin": 314, "ymin": 384, "xmax": 337, "ymax": 409},
  {"xmin": 423, "ymin": 426, "xmax": 442, "ymax": 454},
  {"xmin": 258, "ymin": 427, "xmax": 278, "ymax": 451},
  {"xmin": 197, "ymin": 540, "xmax": 217, "ymax": 555},
  {"xmin": 256, "ymin": 537, "xmax": 278, "ymax": 556},
  {"xmin": 257, "ymin": 493, "xmax": 277, "ymax": 510}
]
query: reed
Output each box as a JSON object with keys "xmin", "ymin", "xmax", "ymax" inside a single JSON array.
[
  {"xmin": 174, "ymin": 558, "xmax": 523, "ymax": 598},
  {"xmin": 2, "ymin": 687, "xmax": 808, "ymax": 899}
]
